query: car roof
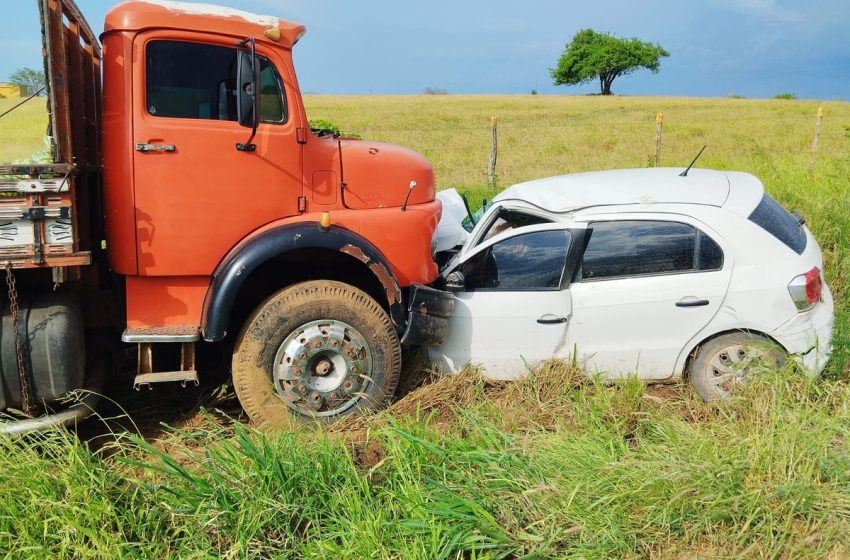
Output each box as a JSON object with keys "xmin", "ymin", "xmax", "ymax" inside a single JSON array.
[{"xmin": 494, "ymin": 168, "xmax": 764, "ymax": 216}]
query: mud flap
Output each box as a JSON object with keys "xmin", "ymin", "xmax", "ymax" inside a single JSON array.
[{"xmin": 400, "ymin": 284, "xmax": 454, "ymax": 346}]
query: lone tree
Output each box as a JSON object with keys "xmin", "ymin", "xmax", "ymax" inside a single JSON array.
[
  {"xmin": 551, "ymin": 29, "xmax": 669, "ymax": 95},
  {"xmin": 8, "ymin": 67, "xmax": 46, "ymax": 96}
]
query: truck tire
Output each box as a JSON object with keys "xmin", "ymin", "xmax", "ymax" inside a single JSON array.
[
  {"xmin": 687, "ymin": 332, "xmax": 786, "ymax": 401},
  {"xmin": 232, "ymin": 280, "xmax": 401, "ymax": 428}
]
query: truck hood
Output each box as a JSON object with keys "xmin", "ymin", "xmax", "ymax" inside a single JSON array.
[{"xmin": 338, "ymin": 140, "xmax": 435, "ymax": 209}]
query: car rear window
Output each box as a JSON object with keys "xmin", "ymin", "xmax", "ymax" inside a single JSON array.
[{"xmin": 748, "ymin": 194, "xmax": 807, "ymax": 254}]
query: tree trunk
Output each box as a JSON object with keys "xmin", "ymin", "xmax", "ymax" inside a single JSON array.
[
  {"xmin": 599, "ymin": 72, "xmax": 617, "ymax": 95},
  {"xmin": 599, "ymin": 72, "xmax": 614, "ymax": 95}
]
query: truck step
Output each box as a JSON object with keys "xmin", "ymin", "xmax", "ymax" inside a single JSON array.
[
  {"xmin": 133, "ymin": 340, "xmax": 198, "ymax": 390},
  {"xmin": 123, "ymin": 325, "xmax": 199, "ymax": 343},
  {"xmin": 134, "ymin": 370, "xmax": 199, "ymax": 390}
]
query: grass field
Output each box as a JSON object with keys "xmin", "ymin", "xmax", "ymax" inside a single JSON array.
[
  {"xmin": 0, "ymin": 97, "xmax": 50, "ymax": 162},
  {"xmin": 2, "ymin": 95, "xmax": 850, "ymax": 558}
]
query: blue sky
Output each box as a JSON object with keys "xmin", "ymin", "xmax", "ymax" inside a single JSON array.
[{"xmin": 2, "ymin": 0, "xmax": 849, "ymax": 99}]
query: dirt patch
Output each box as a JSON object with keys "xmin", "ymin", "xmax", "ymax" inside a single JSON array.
[{"xmin": 331, "ymin": 358, "xmax": 591, "ymax": 442}]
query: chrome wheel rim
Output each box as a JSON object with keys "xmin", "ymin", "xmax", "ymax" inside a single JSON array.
[
  {"xmin": 273, "ymin": 319, "xmax": 372, "ymax": 417},
  {"xmin": 706, "ymin": 343, "xmax": 771, "ymax": 394}
]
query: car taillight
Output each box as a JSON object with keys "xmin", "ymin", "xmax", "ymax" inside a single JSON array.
[{"xmin": 788, "ymin": 266, "xmax": 822, "ymax": 311}]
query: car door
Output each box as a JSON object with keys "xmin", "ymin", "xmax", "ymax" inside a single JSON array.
[
  {"xmin": 566, "ymin": 216, "xmax": 733, "ymax": 379},
  {"xmin": 132, "ymin": 33, "xmax": 303, "ymax": 276},
  {"xmin": 429, "ymin": 222, "xmax": 576, "ymax": 380}
]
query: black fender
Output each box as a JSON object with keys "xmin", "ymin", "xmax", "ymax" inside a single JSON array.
[{"xmin": 201, "ymin": 222, "xmax": 405, "ymax": 342}]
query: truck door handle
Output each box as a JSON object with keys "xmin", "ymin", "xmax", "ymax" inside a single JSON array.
[
  {"xmin": 537, "ymin": 314, "xmax": 567, "ymax": 324},
  {"xmin": 675, "ymin": 298, "xmax": 710, "ymax": 307},
  {"xmin": 136, "ymin": 143, "xmax": 176, "ymax": 153}
]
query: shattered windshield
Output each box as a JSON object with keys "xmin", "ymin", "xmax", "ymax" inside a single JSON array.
[{"xmin": 462, "ymin": 201, "xmax": 493, "ymax": 232}]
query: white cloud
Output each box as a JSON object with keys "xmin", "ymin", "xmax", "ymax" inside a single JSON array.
[{"xmin": 712, "ymin": 0, "xmax": 805, "ymax": 22}]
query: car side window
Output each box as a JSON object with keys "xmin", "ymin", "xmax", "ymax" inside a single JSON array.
[
  {"xmin": 478, "ymin": 209, "xmax": 551, "ymax": 244},
  {"xmin": 697, "ymin": 232, "xmax": 723, "ymax": 271},
  {"xmin": 581, "ymin": 220, "xmax": 723, "ymax": 281},
  {"xmin": 464, "ymin": 229, "xmax": 570, "ymax": 291},
  {"xmin": 146, "ymin": 40, "xmax": 286, "ymax": 124}
]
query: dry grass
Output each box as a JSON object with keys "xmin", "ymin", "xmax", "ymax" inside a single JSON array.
[
  {"xmin": 303, "ymin": 94, "xmax": 850, "ymax": 192},
  {"xmin": 0, "ymin": 96, "xmax": 50, "ymax": 163}
]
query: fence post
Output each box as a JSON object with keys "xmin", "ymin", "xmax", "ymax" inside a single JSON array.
[
  {"xmin": 488, "ymin": 116, "xmax": 498, "ymax": 188},
  {"xmin": 654, "ymin": 112, "xmax": 664, "ymax": 167},
  {"xmin": 809, "ymin": 106, "xmax": 824, "ymax": 170}
]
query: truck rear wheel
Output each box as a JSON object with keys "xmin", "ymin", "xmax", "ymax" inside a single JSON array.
[{"xmin": 232, "ymin": 280, "xmax": 401, "ymax": 428}]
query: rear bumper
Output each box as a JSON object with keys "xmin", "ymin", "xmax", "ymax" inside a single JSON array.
[
  {"xmin": 772, "ymin": 286, "xmax": 834, "ymax": 375},
  {"xmin": 400, "ymin": 284, "xmax": 454, "ymax": 346},
  {"xmin": 797, "ymin": 339, "xmax": 832, "ymax": 375}
]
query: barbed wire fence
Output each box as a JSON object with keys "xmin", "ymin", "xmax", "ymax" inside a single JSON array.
[{"xmin": 337, "ymin": 105, "xmax": 847, "ymax": 188}]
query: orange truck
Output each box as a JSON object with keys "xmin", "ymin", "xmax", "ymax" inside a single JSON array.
[{"xmin": 0, "ymin": 0, "xmax": 452, "ymax": 433}]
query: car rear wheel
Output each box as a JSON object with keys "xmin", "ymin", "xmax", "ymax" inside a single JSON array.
[
  {"xmin": 232, "ymin": 280, "xmax": 402, "ymax": 428},
  {"xmin": 687, "ymin": 332, "xmax": 786, "ymax": 401}
]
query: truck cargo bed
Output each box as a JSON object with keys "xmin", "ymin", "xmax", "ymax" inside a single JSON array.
[{"xmin": 0, "ymin": 0, "xmax": 101, "ymax": 270}]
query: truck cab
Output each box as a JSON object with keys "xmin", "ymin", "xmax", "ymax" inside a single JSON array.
[{"xmin": 0, "ymin": 0, "xmax": 451, "ymax": 431}]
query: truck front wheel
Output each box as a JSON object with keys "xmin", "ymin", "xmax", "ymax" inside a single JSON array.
[{"xmin": 232, "ymin": 280, "xmax": 401, "ymax": 427}]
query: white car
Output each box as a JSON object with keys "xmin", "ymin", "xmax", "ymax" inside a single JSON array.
[{"xmin": 429, "ymin": 168, "xmax": 834, "ymax": 400}]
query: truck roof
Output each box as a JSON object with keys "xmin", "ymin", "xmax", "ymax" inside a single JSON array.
[
  {"xmin": 104, "ymin": 1, "xmax": 306, "ymax": 48},
  {"xmin": 493, "ymin": 168, "xmax": 765, "ymax": 217}
]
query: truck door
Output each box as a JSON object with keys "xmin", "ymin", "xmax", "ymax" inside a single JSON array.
[{"xmin": 132, "ymin": 33, "xmax": 303, "ymax": 276}]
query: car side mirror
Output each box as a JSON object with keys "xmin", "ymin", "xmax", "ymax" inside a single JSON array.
[{"xmin": 445, "ymin": 270, "xmax": 465, "ymax": 292}]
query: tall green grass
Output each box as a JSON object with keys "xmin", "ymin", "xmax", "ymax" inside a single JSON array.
[{"xmin": 2, "ymin": 366, "xmax": 850, "ymax": 558}]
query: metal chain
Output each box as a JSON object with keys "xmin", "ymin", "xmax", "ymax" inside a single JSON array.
[{"xmin": 4, "ymin": 262, "xmax": 35, "ymax": 416}]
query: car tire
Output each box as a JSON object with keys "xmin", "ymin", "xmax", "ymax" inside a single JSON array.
[
  {"xmin": 232, "ymin": 280, "xmax": 402, "ymax": 428},
  {"xmin": 687, "ymin": 332, "xmax": 786, "ymax": 401}
]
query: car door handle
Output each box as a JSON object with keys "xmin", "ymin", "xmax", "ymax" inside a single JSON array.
[
  {"xmin": 136, "ymin": 143, "xmax": 176, "ymax": 153},
  {"xmin": 537, "ymin": 314, "xmax": 567, "ymax": 324},
  {"xmin": 675, "ymin": 299, "xmax": 710, "ymax": 308}
]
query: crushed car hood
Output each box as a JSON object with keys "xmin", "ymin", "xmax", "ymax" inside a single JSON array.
[{"xmin": 434, "ymin": 189, "xmax": 470, "ymax": 252}]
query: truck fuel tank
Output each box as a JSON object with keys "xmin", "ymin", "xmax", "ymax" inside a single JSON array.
[{"xmin": 0, "ymin": 291, "xmax": 85, "ymax": 411}]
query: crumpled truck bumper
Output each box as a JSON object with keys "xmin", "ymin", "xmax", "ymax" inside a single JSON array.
[{"xmin": 400, "ymin": 284, "xmax": 454, "ymax": 346}]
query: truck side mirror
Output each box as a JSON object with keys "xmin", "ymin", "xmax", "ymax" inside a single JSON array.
[{"xmin": 235, "ymin": 38, "xmax": 259, "ymax": 152}]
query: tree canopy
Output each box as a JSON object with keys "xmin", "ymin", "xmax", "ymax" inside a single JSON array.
[
  {"xmin": 7, "ymin": 67, "xmax": 46, "ymax": 96},
  {"xmin": 551, "ymin": 29, "xmax": 669, "ymax": 95}
]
